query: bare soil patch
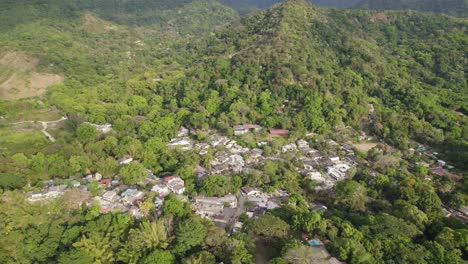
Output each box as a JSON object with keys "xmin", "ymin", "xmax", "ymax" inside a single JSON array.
[
  {"xmin": 353, "ymin": 142, "xmax": 378, "ymax": 152},
  {"xmin": 0, "ymin": 52, "xmax": 63, "ymax": 100}
]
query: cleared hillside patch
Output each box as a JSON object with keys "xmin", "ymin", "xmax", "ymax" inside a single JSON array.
[{"xmin": 0, "ymin": 52, "xmax": 63, "ymax": 100}]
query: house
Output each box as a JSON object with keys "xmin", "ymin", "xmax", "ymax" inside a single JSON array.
[
  {"xmin": 154, "ymin": 197, "xmax": 164, "ymax": 208},
  {"xmin": 164, "ymin": 176, "xmax": 186, "ymax": 195},
  {"xmin": 122, "ymin": 191, "xmax": 144, "ymax": 206},
  {"xmin": 303, "ymin": 160, "xmax": 316, "ymax": 171},
  {"xmin": 129, "ymin": 206, "xmax": 143, "ymax": 218},
  {"xmin": 233, "ymin": 124, "xmax": 262, "ymax": 136},
  {"xmin": 167, "ymin": 137, "xmax": 192, "ymax": 149},
  {"xmin": 195, "ymin": 194, "xmax": 238, "ymax": 208},
  {"xmin": 151, "ymin": 182, "xmax": 170, "ymax": 197},
  {"xmin": 459, "ymin": 206, "xmax": 468, "ymax": 216},
  {"xmin": 228, "ymin": 154, "xmax": 245, "ymax": 173},
  {"xmin": 282, "ymin": 143, "xmax": 297, "ymax": 153},
  {"xmin": 233, "ymin": 222, "xmax": 243, "ymax": 233},
  {"xmin": 438, "ymin": 160, "xmax": 447, "ymax": 167},
  {"xmin": 258, "ymin": 200, "xmax": 279, "ymax": 210},
  {"xmin": 85, "ymin": 173, "xmax": 102, "ymax": 182},
  {"xmin": 241, "ymin": 187, "xmax": 261, "ymax": 197},
  {"xmin": 177, "ymin": 126, "xmax": 189, "ymax": 137},
  {"xmin": 85, "ymin": 122, "xmax": 112, "ymax": 133},
  {"xmin": 234, "ymin": 125, "xmax": 249, "ymax": 136},
  {"xmin": 194, "ymin": 203, "xmax": 224, "ymax": 218},
  {"xmin": 327, "ymin": 163, "xmax": 351, "ymax": 180},
  {"xmin": 102, "ymin": 191, "xmax": 118, "ymax": 202},
  {"xmin": 213, "ymin": 215, "xmax": 228, "ymax": 224},
  {"xmin": 118, "ymin": 155, "xmax": 133, "ymax": 165},
  {"xmin": 68, "ymin": 180, "xmax": 81, "ymax": 187},
  {"xmin": 430, "ymin": 167, "xmax": 445, "ymax": 177},
  {"xmin": 269, "ymin": 129, "xmax": 289, "ymax": 136},
  {"xmin": 311, "ymin": 203, "xmax": 328, "ymax": 212},
  {"xmin": 100, "ymin": 179, "xmax": 111, "ymax": 188},
  {"xmin": 308, "ymin": 171, "xmax": 324, "ymax": 182},
  {"xmin": 195, "ymin": 165, "xmax": 209, "ymax": 179},
  {"xmin": 330, "ymin": 157, "xmax": 340, "ymax": 162}
]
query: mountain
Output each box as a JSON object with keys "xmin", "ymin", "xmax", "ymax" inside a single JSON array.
[
  {"xmin": 185, "ymin": 0, "xmax": 467, "ymax": 165},
  {"xmin": 220, "ymin": 0, "xmax": 361, "ymax": 15},
  {"xmin": 0, "ymin": 0, "xmax": 238, "ymax": 98},
  {"xmin": 355, "ymin": 0, "xmax": 468, "ymax": 17}
]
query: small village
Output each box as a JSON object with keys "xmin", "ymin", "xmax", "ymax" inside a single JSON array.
[{"xmin": 26, "ymin": 123, "xmax": 467, "ymax": 233}]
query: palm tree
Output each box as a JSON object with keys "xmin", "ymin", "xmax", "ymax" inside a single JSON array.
[{"xmin": 73, "ymin": 235, "xmax": 114, "ymax": 264}]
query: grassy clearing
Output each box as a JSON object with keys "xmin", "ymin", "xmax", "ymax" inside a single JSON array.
[
  {"xmin": 0, "ymin": 127, "xmax": 50, "ymax": 155},
  {"xmin": 353, "ymin": 142, "xmax": 378, "ymax": 153}
]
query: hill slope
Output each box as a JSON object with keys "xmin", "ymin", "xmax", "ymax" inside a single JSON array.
[
  {"xmin": 355, "ymin": 0, "xmax": 468, "ymax": 17},
  {"xmin": 0, "ymin": 0, "xmax": 239, "ymax": 99},
  {"xmin": 184, "ymin": 0, "xmax": 467, "ymax": 165}
]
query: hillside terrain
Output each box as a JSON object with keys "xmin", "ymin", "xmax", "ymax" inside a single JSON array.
[
  {"xmin": 0, "ymin": 1, "xmax": 467, "ymax": 264},
  {"xmin": 185, "ymin": 0, "xmax": 467, "ymax": 165},
  {"xmin": 356, "ymin": 0, "xmax": 468, "ymax": 17}
]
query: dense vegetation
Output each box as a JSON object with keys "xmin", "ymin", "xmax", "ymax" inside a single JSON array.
[
  {"xmin": 0, "ymin": 0, "xmax": 466, "ymax": 263},
  {"xmin": 185, "ymin": 0, "xmax": 467, "ymax": 167}
]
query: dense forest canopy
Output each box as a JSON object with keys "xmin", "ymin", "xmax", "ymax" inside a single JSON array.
[{"xmin": 0, "ymin": 0, "xmax": 467, "ymax": 263}]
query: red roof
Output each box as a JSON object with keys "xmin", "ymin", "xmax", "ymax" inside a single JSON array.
[
  {"xmin": 164, "ymin": 175, "xmax": 182, "ymax": 184},
  {"xmin": 100, "ymin": 179, "xmax": 111, "ymax": 185},
  {"xmin": 430, "ymin": 168, "xmax": 445, "ymax": 177},
  {"xmin": 269, "ymin": 129, "xmax": 289, "ymax": 136},
  {"xmin": 244, "ymin": 124, "xmax": 261, "ymax": 129}
]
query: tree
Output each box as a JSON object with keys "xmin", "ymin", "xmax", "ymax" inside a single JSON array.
[
  {"xmin": 183, "ymin": 251, "xmax": 216, "ymax": 264},
  {"xmin": 251, "ymin": 214, "xmax": 290, "ymax": 239},
  {"xmin": 393, "ymin": 200, "xmax": 428, "ymax": 229},
  {"xmin": 76, "ymin": 123, "xmax": 97, "ymax": 143},
  {"xmin": 96, "ymin": 158, "xmax": 118, "ymax": 178},
  {"xmin": 334, "ymin": 180, "xmax": 368, "ymax": 212},
  {"xmin": 174, "ymin": 218, "xmax": 207, "ymax": 255},
  {"xmin": 292, "ymin": 211, "xmax": 326, "ymax": 233},
  {"xmin": 72, "ymin": 235, "xmax": 114, "ymax": 264},
  {"xmin": 162, "ymin": 194, "xmax": 190, "ymax": 217},
  {"xmin": 142, "ymin": 249, "xmax": 175, "ymax": 264},
  {"xmin": 200, "ymin": 175, "xmax": 229, "ymax": 197},
  {"xmin": 88, "ymin": 181, "xmax": 102, "ymax": 197},
  {"xmin": 119, "ymin": 162, "xmax": 147, "ymax": 185}
]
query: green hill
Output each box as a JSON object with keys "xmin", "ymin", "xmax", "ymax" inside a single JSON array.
[
  {"xmin": 355, "ymin": 0, "xmax": 468, "ymax": 17},
  {"xmin": 0, "ymin": 0, "xmax": 238, "ymax": 97},
  {"xmin": 183, "ymin": 0, "xmax": 467, "ymax": 166}
]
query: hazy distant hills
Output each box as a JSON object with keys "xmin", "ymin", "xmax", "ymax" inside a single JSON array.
[
  {"xmin": 355, "ymin": 0, "xmax": 468, "ymax": 17},
  {"xmin": 220, "ymin": 0, "xmax": 467, "ymax": 17},
  {"xmin": 220, "ymin": 0, "xmax": 361, "ymax": 14}
]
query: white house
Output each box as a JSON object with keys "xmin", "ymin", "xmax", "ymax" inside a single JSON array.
[{"xmin": 118, "ymin": 155, "xmax": 133, "ymax": 165}]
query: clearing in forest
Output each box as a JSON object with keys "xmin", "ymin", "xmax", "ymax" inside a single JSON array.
[
  {"xmin": 353, "ymin": 142, "xmax": 378, "ymax": 153},
  {"xmin": 0, "ymin": 52, "xmax": 63, "ymax": 100}
]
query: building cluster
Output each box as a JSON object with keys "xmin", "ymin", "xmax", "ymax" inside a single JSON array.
[
  {"xmin": 416, "ymin": 144, "xmax": 461, "ymax": 182},
  {"xmin": 151, "ymin": 175, "xmax": 186, "ymax": 197},
  {"xmin": 194, "ymin": 194, "xmax": 238, "ymax": 223},
  {"xmin": 27, "ymin": 171, "xmax": 187, "ymax": 219},
  {"xmin": 241, "ymin": 187, "xmax": 287, "ymax": 218}
]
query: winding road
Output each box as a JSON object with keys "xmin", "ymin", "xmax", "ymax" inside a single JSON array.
[{"xmin": 10, "ymin": 116, "xmax": 68, "ymax": 142}]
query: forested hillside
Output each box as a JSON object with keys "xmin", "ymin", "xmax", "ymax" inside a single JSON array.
[
  {"xmin": 355, "ymin": 0, "xmax": 468, "ymax": 17},
  {"xmin": 184, "ymin": 0, "xmax": 467, "ymax": 166}
]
